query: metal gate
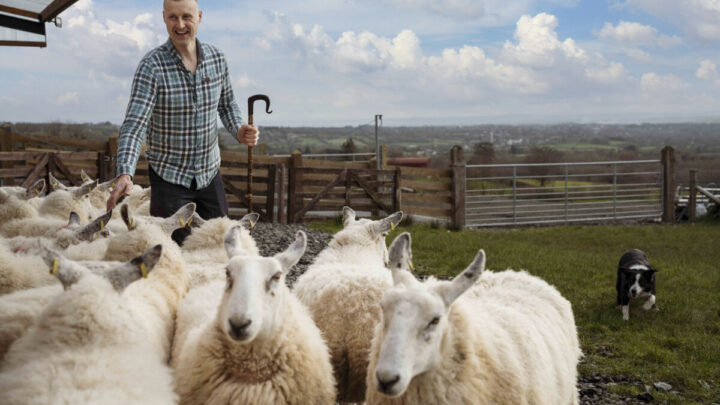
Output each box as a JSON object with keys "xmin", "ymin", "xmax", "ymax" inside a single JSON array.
[{"xmin": 465, "ymin": 159, "xmax": 663, "ymax": 227}]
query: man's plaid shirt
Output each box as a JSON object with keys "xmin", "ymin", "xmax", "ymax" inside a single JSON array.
[{"xmin": 116, "ymin": 38, "xmax": 243, "ymax": 189}]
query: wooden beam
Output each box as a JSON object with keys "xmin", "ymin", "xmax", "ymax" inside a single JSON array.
[
  {"xmin": 20, "ymin": 153, "xmax": 49, "ymax": 188},
  {"xmin": 41, "ymin": 0, "xmax": 78, "ymax": 21},
  {"xmin": 0, "ymin": 5, "xmax": 39, "ymax": 19},
  {"xmin": 0, "ymin": 40, "xmax": 46, "ymax": 47},
  {"xmin": 51, "ymin": 153, "xmax": 79, "ymax": 186},
  {"xmin": 224, "ymin": 179, "xmax": 268, "ymax": 221},
  {"xmin": 349, "ymin": 171, "xmax": 392, "ymax": 214}
]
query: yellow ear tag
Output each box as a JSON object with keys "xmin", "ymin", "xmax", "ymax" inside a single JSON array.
[
  {"xmin": 250, "ymin": 221, "xmax": 255, "ymax": 230},
  {"xmin": 51, "ymin": 259, "xmax": 59, "ymax": 275},
  {"xmin": 180, "ymin": 218, "xmax": 186, "ymax": 228},
  {"xmin": 89, "ymin": 186, "xmax": 93, "ymax": 192},
  {"xmin": 100, "ymin": 220, "xmax": 105, "ymax": 231},
  {"xmin": 140, "ymin": 263, "xmax": 148, "ymax": 278},
  {"xmin": 129, "ymin": 218, "xmax": 135, "ymax": 229},
  {"xmin": 390, "ymin": 221, "xmax": 396, "ymax": 231},
  {"xmin": 35, "ymin": 189, "xmax": 41, "ymax": 196},
  {"xmin": 187, "ymin": 217, "xmax": 193, "ymax": 227},
  {"xmin": 111, "ymin": 182, "xmax": 116, "ymax": 189},
  {"xmin": 408, "ymin": 259, "xmax": 415, "ymax": 271}
]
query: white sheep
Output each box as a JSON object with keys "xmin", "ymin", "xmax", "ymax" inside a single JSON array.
[
  {"xmin": 292, "ymin": 206, "xmax": 404, "ymax": 402},
  {"xmin": 0, "ymin": 238, "xmax": 52, "ymax": 295},
  {"xmin": 181, "ymin": 212, "xmax": 259, "ymax": 288},
  {"xmin": 172, "ymin": 229, "xmax": 337, "ymax": 405},
  {"xmin": 0, "ymin": 179, "xmax": 46, "ymax": 210},
  {"xmin": 0, "ymin": 189, "xmax": 39, "ymax": 224},
  {"xmin": 365, "ymin": 232, "xmax": 581, "ymax": 405},
  {"xmin": 36, "ymin": 179, "xmax": 97, "ymax": 222},
  {"xmin": 0, "ymin": 246, "xmax": 178, "ymax": 405},
  {"xmin": 100, "ymin": 202, "xmax": 192, "ymax": 360}
]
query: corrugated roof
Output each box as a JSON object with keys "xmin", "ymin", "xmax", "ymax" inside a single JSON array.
[{"xmin": 0, "ymin": 0, "xmax": 78, "ymax": 47}]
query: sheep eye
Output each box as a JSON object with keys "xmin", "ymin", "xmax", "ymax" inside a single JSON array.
[
  {"xmin": 427, "ymin": 316, "xmax": 440, "ymax": 328},
  {"xmin": 225, "ymin": 268, "xmax": 233, "ymax": 289},
  {"xmin": 270, "ymin": 272, "xmax": 281, "ymax": 282}
]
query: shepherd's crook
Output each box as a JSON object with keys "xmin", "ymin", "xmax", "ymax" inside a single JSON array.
[{"xmin": 247, "ymin": 94, "xmax": 272, "ymax": 214}]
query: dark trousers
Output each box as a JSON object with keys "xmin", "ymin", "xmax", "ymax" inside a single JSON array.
[{"xmin": 149, "ymin": 167, "xmax": 228, "ymax": 245}]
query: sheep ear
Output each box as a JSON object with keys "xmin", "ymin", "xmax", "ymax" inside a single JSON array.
[
  {"xmin": 25, "ymin": 179, "xmax": 46, "ymax": 199},
  {"xmin": 388, "ymin": 232, "xmax": 417, "ymax": 286},
  {"xmin": 78, "ymin": 210, "xmax": 113, "ymax": 241},
  {"xmin": 80, "ymin": 169, "xmax": 93, "ymax": 184},
  {"xmin": 342, "ymin": 206, "xmax": 356, "ymax": 227},
  {"xmin": 96, "ymin": 178, "xmax": 115, "ymax": 192},
  {"xmin": 72, "ymin": 179, "xmax": 98, "ymax": 198},
  {"xmin": 106, "ymin": 244, "xmax": 162, "ymax": 292},
  {"xmin": 371, "ymin": 211, "xmax": 404, "ymax": 235},
  {"xmin": 68, "ymin": 211, "xmax": 81, "ymax": 228},
  {"xmin": 187, "ymin": 212, "xmax": 206, "ymax": 229},
  {"xmin": 48, "ymin": 173, "xmax": 65, "ymax": 191},
  {"xmin": 121, "ymin": 204, "xmax": 137, "ymax": 230},
  {"xmin": 0, "ymin": 189, "xmax": 8, "ymax": 203},
  {"xmin": 432, "ymin": 250, "xmax": 485, "ymax": 307},
  {"xmin": 274, "ymin": 231, "xmax": 307, "ymax": 273},
  {"xmin": 160, "ymin": 202, "xmax": 196, "ymax": 234},
  {"xmin": 42, "ymin": 248, "xmax": 85, "ymax": 289},
  {"xmin": 240, "ymin": 212, "xmax": 260, "ymax": 230}
]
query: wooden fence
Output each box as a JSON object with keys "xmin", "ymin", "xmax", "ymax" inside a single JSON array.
[{"xmin": 0, "ymin": 127, "xmax": 679, "ymax": 227}]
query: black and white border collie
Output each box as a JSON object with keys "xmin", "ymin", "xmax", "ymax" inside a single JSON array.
[{"xmin": 616, "ymin": 249, "xmax": 657, "ymax": 321}]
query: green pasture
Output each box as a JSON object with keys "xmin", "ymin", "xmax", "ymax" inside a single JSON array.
[{"xmin": 309, "ymin": 220, "xmax": 720, "ymax": 404}]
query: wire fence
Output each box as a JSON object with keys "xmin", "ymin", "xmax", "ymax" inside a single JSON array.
[{"xmin": 465, "ymin": 160, "xmax": 663, "ymax": 227}]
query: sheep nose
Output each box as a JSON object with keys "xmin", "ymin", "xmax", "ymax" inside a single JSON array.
[
  {"xmin": 376, "ymin": 371, "xmax": 400, "ymax": 394},
  {"xmin": 228, "ymin": 318, "xmax": 252, "ymax": 340}
]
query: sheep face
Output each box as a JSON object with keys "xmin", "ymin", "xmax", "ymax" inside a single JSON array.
[
  {"xmin": 339, "ymin": 207, "xmax": 404, "ymax": 264},
  {"xmin": 220, "ymin": 228, "xmax": 306, "ymax": 343},
  {"xmin": 373, "ymin": 249, "xmax": 486, "ymax": 398}
]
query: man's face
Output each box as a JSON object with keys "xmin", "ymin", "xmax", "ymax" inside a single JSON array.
[{"xmin": 163, "ymin": 0, "xmax": 202, "ymax": 47}]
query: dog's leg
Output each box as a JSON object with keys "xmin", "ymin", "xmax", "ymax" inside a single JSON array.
[
  {"xmin": 622, "ymin": 305, "xmax": 630, "ymax": 320},
  {"xmin": 643, "ymin": 295, "xmax": 656, "ymax": 311}
]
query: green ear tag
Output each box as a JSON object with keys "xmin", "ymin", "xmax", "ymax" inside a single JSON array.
[
  {"xmin": 51, "ymin": 259, "xmax": 59, "ymax": 275},
  {"xmin": 140, "ymin": 263, "xmax": 148, "ymax": 278}
]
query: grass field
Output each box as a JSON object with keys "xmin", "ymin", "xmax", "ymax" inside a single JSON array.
[{"xmin": 310, "ymin": 219, "xmax": 720, "ymax": 404}]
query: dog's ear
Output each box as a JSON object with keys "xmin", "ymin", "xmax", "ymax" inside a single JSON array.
[{"xmin": 619, "ymin": 267, "xmax": 632, "ymax": 273}]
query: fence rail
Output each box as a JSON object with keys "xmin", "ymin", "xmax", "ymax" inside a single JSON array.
[{"xmin": 465, "ymin": 160, "xmax": 663, "ymax": 227}]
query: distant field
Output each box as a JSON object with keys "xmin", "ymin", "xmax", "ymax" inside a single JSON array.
[{"xmin": 310, "ymin": 220, "xmax": 720, "ymax": 404}]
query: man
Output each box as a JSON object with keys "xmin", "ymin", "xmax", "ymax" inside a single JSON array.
[{"xmin": 107, "ymin": 0, "xmax": 258, "ymax": 245}]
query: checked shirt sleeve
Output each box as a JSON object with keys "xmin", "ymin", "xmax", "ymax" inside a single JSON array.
[
  {"xmin": 116, "ymin": 60, "xmax": 158, "ymax": 178},
  {"xmin": 217, "ymin": 58, "xmax": 244, "ymax": 138}
]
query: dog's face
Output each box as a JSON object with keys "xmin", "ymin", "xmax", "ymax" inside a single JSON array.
[{"xmin": 622, "ymin": 266, "xmax": 655, "ymax": 298}]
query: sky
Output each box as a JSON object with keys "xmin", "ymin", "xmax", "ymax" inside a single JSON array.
[{"xmin": 1, "ymin": 0, "xmax": 720, "ymax": 126}]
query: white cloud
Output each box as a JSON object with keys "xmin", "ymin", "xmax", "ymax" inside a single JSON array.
[
  {"xmin": 585, "ymin": 62, "xmax": 629, "ymax": 83},
  {"xmin": 696, "ymin": 59, "xmax": 719, "ymax": 84},
  {"xmin": 621, "ymin": 0, "xmax": 720, "ymax": 42},
  {"xmin": 640, "ymin": 72, "xmax": 687, "ymax": 93},
  {"xmin": 56, "ymin": 92, "xmax": 79, "ymax": 105},
  {"xmin": 597, "ymin": 21, "xmax": 681, "ymax": 47},
  {"xmin": 386, "ymin": 0, "xmax": 485, "ymax": 20},
  {"xmin": 502, "ymin": 13, "xmax": 587, "ymax": 67}
]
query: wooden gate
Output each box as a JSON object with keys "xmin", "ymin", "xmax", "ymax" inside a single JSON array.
[
  {"xmin": 288, "ymin": 167, "xmax": 400, "ymax": 222},
  {"xmin": 0, "ymin": 151, "xmax": 104, "ymax": 188}
]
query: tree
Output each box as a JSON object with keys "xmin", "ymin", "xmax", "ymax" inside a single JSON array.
[
  {"xmin": 524, "ymin": 146, "xmax": 564, "ymax": 187},
  {"xmin": 340, "ymin": 137, "xmax": 357, "ymax": 154}
]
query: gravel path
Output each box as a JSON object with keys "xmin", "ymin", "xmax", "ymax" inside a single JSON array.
[{"xmin": 249, "ymin": 223, "xmax": 667, "ymax": 405}]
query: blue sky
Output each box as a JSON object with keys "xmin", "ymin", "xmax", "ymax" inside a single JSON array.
[{"xmin": 1, "ymin": 0, "xmax": 720, "ymax": 126}]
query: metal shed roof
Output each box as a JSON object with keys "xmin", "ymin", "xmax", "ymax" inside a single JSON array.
[{"xmin": 0, "ymin": 0, "xmax": 78, "ymax": 47}]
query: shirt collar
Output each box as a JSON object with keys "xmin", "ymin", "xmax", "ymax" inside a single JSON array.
[{"xmin": 164, "ymin": 37, "xmax": 205, "ymax": 69}]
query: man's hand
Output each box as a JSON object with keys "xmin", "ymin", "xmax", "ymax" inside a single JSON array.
[
  {"xmin": 106, "ymin": 174, "xmax": 133, "ymax": 212},
  {"xmin": 236, "ymin": 124, "xmax": 259, "ymax": 147}
]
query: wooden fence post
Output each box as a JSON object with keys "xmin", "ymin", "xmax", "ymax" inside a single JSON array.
[
  {"xmin": 393, "ymin": 166, "xmax": 401, "ymax": 213},
  {"xmin": 287, "ymin": 151, "xmax": 303, "ymax": 223},
  {"xmin": 266, "ymin": 164, "xmax": 277, "ymax": 223},
  {"xmin": 688, "ymin": 169, "xmax": 697, "ymax": 222},
  {"xmin": 661, "ymin": 146, "xmax": 675, "ymax": 223},
  {"xmin": 0, "ymin": 125, "xmax": 15, "ymax": 186},
  {"xmin": 277, "ymin": 164, "xmax": 287, "ymax": 224},
  {"xmin": 450, "ymin": 145, "xmax": 466, "ymax": 229},
  {"xmin": 107, "ymin": 134, "xmax": 118, "ymax": 179}
]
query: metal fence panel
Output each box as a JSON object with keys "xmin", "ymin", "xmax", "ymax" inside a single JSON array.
[{"xmin": 465, "ymin": 160, "xmax": 662, "ymax": 227}]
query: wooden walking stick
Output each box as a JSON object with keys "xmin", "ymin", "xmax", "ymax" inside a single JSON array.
[{"xmin": 246, "ymin": 95, "xmax": 272, "ymax": 214}]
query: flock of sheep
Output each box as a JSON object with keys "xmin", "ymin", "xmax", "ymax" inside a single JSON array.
[{"xmin": 0, "ymin": 172, "xmax": 582, "ymax": 405}]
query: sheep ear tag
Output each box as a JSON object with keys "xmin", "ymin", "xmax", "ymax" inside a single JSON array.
[
  {"xmin": 390, "ymin": 221, "xmax": 396, "ymax": 231},
  {"xmin": 187, "ymin": 217, "xmax": 193, "ymax": 227},
  {"xmin": 50, "ymin": 259, "xmax": 59, "ymax": 275},
  {"xmin": 100, "ymin": 221, "xmax": 105, "ymax": 231},
  {"xmin": 140, "ymin": 263, "xmax": 148, "ymax": 278},
  {"xmin": 250, "ymin": 220, "xmax": 255, "ymax": 230},
  {"xmin": 408, "ymin": 259, "xmax": 415, "ymax": 271}
]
